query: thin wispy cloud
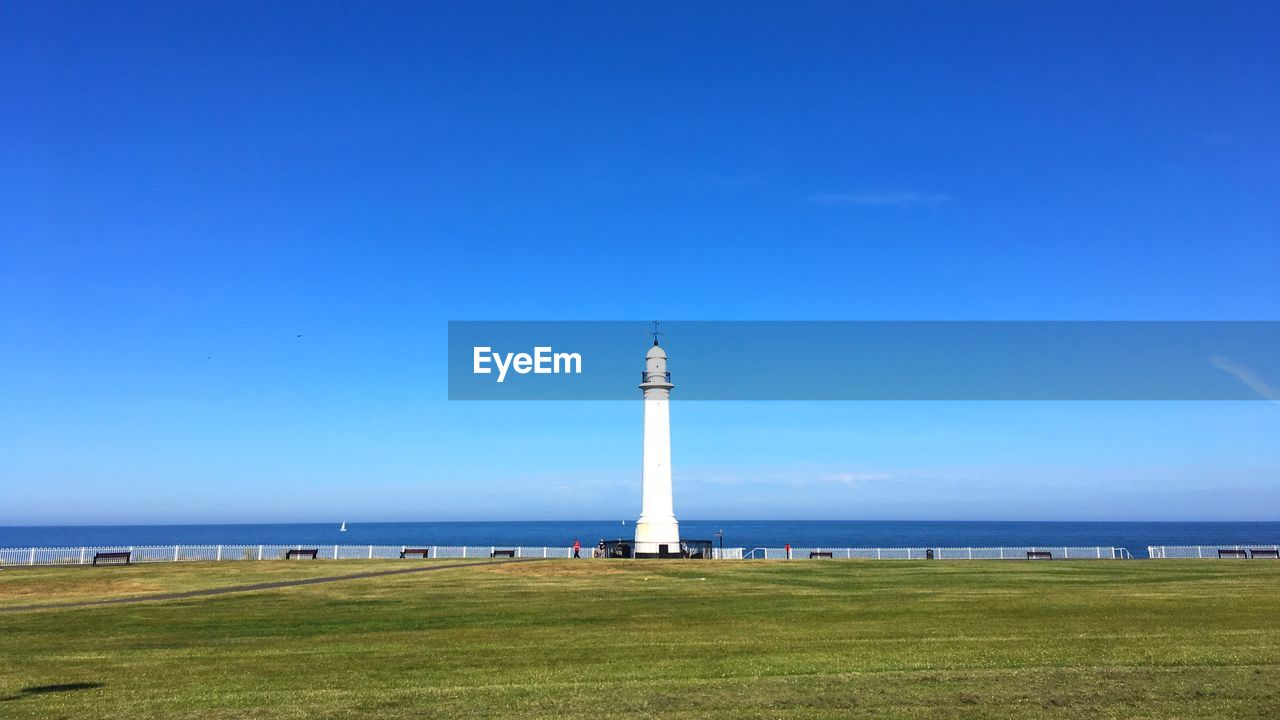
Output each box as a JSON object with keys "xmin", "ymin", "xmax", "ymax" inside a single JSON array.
[
  {"xmin": 809, "ymin": 191, "xmax": 950, "ymax": 207},
  {"xmin": 1209, "ymin": 355, "xmax": 1279, "ymax": 400},
  {"xmin": 818, "ymin": 471, "xmax": 894, "ymax": 485},
  {"xmin": 675, "ymin": 464, "xmax": 900, "ymax": 487}
]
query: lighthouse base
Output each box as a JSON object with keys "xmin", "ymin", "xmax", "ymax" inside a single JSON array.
[{"xmin": 634, "ymin": 517, "xmax": 680, "ymax": 558}]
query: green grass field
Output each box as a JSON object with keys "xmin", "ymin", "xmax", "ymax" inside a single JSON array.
[{"xmin": 2, "ymin": 559, "xmax": 1278, "ymax": 719}]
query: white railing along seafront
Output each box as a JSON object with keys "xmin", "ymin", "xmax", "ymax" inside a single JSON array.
[
  {"xmin": 1147, "ymin": 544, "xmax": 1280, "ymax": 559},
  {"xmin": 0, "ymin": 544, "xmax": 1144, "ymax": 566},
  {"xmin": 743, "ymin": 546, "xmax": 1130, "ymax": 560},
  {"xmin": 8, "ymin": 544, "xmax": 1280, "ymax": 566},
  {"xmin": 0, "ymin": 545, "xmax": 583, "ymax": 566}
]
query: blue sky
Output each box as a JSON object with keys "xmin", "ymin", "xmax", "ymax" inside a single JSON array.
[{"xmin": 2, "ymin": 2, "xmax": 1278, "ymax": 524}]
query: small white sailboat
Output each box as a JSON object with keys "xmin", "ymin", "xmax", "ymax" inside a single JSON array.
[{"xmin": 339, "ymin": 521, "xmax": 347, "ymax": 532}]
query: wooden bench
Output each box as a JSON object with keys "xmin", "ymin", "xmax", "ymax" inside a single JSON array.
[
  {"xmin": 809, "ymin": 551, "xmax": 833, "ymax": 558},
  {"xmin": 400, "ymin": 548, "xmax": 431, "ymax": 559},
  {"xmin": 1026, "ymin": 551, "xmax": 1053, "ymax": 560},
  {"xmin": 1218, "ymin": 549, "xmax": 1249, "ymax": 559},
  {"xmin": 1249, "ymin": 549, "xmax": 1280, "ymax": 559},
  {"xmin": 490, "ymin": 549, "xmax": 516, "ymax": 558},
  {"xmin": 285, "ymin": 549, "xmax": 319, "ymax": 559},
  {"xmin": 92, "ymin": 551, "xmax": 131, "ymax": 566}
]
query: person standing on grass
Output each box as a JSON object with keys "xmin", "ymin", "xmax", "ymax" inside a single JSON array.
[{"xmin": 573, "ymin": 538, "xmax": 581, "ymax": 558}]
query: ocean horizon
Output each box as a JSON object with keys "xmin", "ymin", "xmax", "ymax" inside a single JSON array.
[{"xmin": 3, "ymin": 520, "xmax": 1277, "ymax": 558}]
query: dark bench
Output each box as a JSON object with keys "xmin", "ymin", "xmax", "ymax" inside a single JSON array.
[
  {"xmin": 1026, "ymin": 551, "xmax": 1053, "ymax": 560},
  {"xmin": 285, "ymin": 549, "xmax": 319, "ymax": 559},
  {"xmin": 400, "ymin": 548, "xmax": 431, "ymax": 559},
  {"xmin": 809, "ymin": 551, "xmax": 833, "ymax": 559},
  {"xmin": 1218, "ymin": 549, "xmax": 1249, "ymax": 558},
  {"xmin": 1250, "ymin": 549, "xmax": 1280, "ymax": 559},
  {"xmin": 491, "ymin": 549, "xmax": 516, "ymax": 558},
  {"xmin": 92, "ymin": 551, "xmax": 131, "ymax": 566}
]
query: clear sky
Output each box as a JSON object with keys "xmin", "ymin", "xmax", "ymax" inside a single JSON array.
[{"xmin": 2, "ymin": 2, "xmax": 1278, "ymax": 524}]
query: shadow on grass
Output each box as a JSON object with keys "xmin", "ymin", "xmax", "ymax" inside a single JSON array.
[{"xmin": 1, "ymin": 683, "xmax": 104, "ymax": 701}]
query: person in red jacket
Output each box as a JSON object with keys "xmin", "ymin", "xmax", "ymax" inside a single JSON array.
[{"xmin": 572, "ymin": 538, "xmax": 581, "ymax": 559}]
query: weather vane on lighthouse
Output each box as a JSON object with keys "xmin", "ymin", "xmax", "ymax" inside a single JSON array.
[{"xmin": 634, "ymin": 321, "xmax": 680, "ymax": 557}]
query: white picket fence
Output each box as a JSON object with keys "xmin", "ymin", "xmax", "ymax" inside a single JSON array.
[
  {"xmin": 0, "ymin": 544, "xmax": 1132, "ymax": 566},
  {"xmin": 1147, "ymin": 544, "xmax": 1280, "ymax": 559},
  {"xmin": 743, "ymin": 546, "xmax": 1125, "ymax": 560}
]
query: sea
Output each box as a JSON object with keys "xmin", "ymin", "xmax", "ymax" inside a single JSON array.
[{"xmin": 2, "ymin": 521, "xmax": 1277, "ymax": 558}]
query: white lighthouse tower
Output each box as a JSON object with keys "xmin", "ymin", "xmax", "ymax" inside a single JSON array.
[{"xmin": 634, "ymin": 329, "xmax": 680, "ymax": 558}]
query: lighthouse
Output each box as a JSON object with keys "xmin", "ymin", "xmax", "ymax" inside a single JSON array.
[{"xmin": 634, "ymin": 331, "xmax": 680, "ymax": 558}]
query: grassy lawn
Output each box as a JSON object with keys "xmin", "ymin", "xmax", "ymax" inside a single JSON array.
[
  {"xmin": 0, "ymin": 559, "xmax": 462, "ymax": 609},
  {"xmin": 1, "ymin": 559, "xmax": 1278, "ymax": 718}
]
